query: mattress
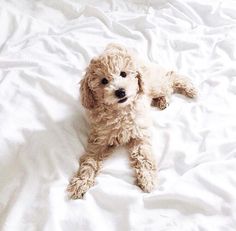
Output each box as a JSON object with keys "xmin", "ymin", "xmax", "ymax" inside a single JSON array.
[{"xmin": 0, "ymin": 0, "xmax": 236, "ymax": 230}]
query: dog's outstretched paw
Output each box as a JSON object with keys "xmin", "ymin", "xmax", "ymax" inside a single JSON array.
[
  {"xmin": 152, "ymin": 96, "xmax": 169, "ymax": 110},
  {"xmin": 67, "ymin": 175, "xmax": 94, "ymax": 199},
  {"xmin": 136, "ymin": 169, "xmax": 156, "ymax": 193}
]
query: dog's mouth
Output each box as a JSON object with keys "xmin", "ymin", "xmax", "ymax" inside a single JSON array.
[{"xmin": 118, "ymin": 97, "xmax": 128, "ymax": 103}]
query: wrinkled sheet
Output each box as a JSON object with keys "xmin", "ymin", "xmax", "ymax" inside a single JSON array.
[{"xmin": 0, "ymin": 0, "xmax": 236, "ymax": 230}]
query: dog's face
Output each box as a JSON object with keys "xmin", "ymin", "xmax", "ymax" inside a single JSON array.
[{"xmin": 80, "ymin": 44, "xmax": 144, "ymax": 110}]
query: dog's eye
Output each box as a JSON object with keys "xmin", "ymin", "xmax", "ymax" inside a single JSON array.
[
  {"xmin": 101, "ymin": 78, "xmax": 109, "ymax": 85},
  {"xmin": 120, "ymin": 71, "xmax": 127, "ymax": 78}
]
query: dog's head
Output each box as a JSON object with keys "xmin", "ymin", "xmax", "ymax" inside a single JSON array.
[{"xmin": 80, "ymin": 44, "xmax": 144, "ymax": 110}]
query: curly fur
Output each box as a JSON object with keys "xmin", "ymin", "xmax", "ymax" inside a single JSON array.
[{"xmin": 67, "ymin": 44, "xmax": 197, "ymax": 199}]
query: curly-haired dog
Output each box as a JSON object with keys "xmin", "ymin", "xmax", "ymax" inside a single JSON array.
[{"xmin": 67, "ymin": 44, "xmax": 197, "ymax": 199}]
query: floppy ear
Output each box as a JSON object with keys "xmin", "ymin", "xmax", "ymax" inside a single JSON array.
[
  {"xmin": 80, "ymin": 77, "xmax": 96, "ymax": 110},
  {"xmin": 136, "ymin": 71, "xmax": 145, "ymax": 94}
]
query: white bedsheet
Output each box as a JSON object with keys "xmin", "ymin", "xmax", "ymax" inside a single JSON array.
[{"xmin": 0, "ymin": 0, "xmax": 236, "ymax": 230}]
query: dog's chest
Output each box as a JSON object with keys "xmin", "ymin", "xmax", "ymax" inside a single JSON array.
[
  {"xmin": 97, "ymin": 111, "xmax": 150, "ymax": 146},
  {"xmin": 106, "ymin": 114, "xmax": 136, "ymax": 145},
  {"xmin": 90, "ymin": 97, "xmax": 151, "ymax": 146}
]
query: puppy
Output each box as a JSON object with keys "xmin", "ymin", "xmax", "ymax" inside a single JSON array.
[{"xmin": 67, "ymin": 44, "xmax": 197, "ymax": 199}]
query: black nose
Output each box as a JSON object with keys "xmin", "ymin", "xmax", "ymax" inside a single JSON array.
[{"xmin": 115, "ymin": 88, "xmax": 126, "ymax": 99}]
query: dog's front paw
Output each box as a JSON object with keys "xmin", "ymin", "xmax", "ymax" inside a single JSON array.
[
  {"xmin": 67, "ymin": 175, "xmax": 94, "ymax": 199},
  {"xmin": 136, "ymin": 169, "xmax": 156, "ymax": 193}
]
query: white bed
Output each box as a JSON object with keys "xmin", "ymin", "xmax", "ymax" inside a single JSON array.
[{"xmin": 0, "ymin": 0, "xmax": 236, "ymax": 230}]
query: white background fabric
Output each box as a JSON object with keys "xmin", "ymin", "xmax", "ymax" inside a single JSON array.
[{"xmin": 0, "ymin": 0, "xmax": 236, "ymax": 230}]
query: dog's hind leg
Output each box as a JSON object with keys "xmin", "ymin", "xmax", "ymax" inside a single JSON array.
[
  {"xmin": 169, "ymin": 71, "xmax": 197, "ymax": 98},
  {"xmin": 150, "ymin": 71, "xmax": 197, "ymax": 110}
]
